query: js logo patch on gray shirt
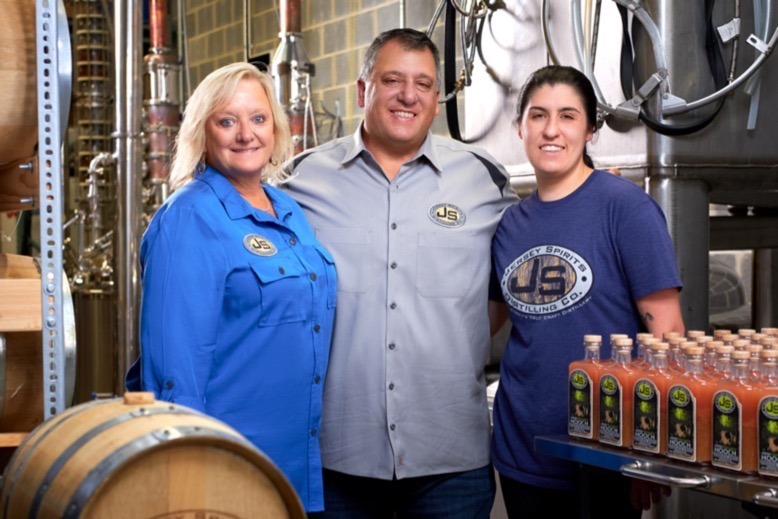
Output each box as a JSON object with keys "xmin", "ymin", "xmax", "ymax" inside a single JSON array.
[{"xmin": 428, "ymin": 203, "xmax": 466, "ymax": 228}]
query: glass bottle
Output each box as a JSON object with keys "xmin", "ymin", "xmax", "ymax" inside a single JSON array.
[
  {"xmin": 599, "ymin": 338, "xmax": 639, "ymax": 448},
  {"xmin": 712, "ymin": 350, "xmax": 757, "ymax": 474},
  {"xmin": 569, "ymin": 335, "xmax": 604, "ymax": 440}
]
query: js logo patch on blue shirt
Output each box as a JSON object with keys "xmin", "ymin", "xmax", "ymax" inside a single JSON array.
[
  {"xmin": 501, "ymin": 245, "xmax": 593, "ymax": 316},
  {"xmin": 428, "ymin": 203, "xmax": 466, "ymax": 228},
  {"xmin": 243, "ymin": 234, "xmax": 277, "ymax": 256}
]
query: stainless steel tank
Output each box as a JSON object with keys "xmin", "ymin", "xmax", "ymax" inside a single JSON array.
[{"xmin": 464, "ymin": 0, "xmax": 778, "ymax": 330}]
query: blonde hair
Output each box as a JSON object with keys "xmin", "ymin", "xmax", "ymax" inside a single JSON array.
[{"xmin": 168, "ymin": 62, "xmax": 292, "ymax": 191}]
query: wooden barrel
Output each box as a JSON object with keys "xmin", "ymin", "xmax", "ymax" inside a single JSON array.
[
  {"xmin": 0, "ymin": 393, "xmax": 305, "ymax": 518},
  {"xmin": 0, "ymin": 0, "xmax": 37, "ymax": 166}
]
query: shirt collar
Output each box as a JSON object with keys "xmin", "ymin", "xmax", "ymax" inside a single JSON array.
[
  {"xmin": 198, "ymin": 166, "xmax": 292, "ymax": 221},
  {"xmin": 341, "ymin": 122, "xmax": 442, "ymax": 174}
]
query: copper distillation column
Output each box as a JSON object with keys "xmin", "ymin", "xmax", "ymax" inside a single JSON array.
[
  {"xmin": 271, "ymin": 0, "xmax": 316, "ymax": 154},
  {"xmin": 143, "ymin": 0, "xmax": 180, "ymax": 213}
]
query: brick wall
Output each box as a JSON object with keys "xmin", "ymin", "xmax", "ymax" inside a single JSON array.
[{"xmin": 181, "ymin": 0, "xmax": 454, "ymax": 142}]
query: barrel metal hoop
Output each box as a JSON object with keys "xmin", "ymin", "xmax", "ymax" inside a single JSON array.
[
  {"xmin": 2, "ymin": 398, "xmax": 106, "ymax": 519},
  {"xmin": 27, "ymin": 405, "xmax": 191, "ymax": 519},
  {"xmin": 62, "ymin": 426, "xmax": 245, "ymax": 519}
]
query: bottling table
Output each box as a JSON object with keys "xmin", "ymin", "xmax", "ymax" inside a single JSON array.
[{"xmin": 535, "ymin": 435, "xmax": 778, "ymax": 509}]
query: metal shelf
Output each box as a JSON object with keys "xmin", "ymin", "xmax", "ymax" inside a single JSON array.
[{"xmin": 536, "ymin": 435, "xmax": 778, "ymax": 508}]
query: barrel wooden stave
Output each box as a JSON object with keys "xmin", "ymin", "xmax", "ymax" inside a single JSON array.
[{"xmin": 1, "ymin": 397, "xmax": 305, "ymax": 519}]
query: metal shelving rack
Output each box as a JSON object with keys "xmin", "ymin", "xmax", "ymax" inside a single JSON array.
[
  {"xmin": 536, "ymin": 435, "xmax": 778, "ymax": 508},
  {"xmin": 36, "ymin": 0, "xmax": 67, "ymax": 419}
]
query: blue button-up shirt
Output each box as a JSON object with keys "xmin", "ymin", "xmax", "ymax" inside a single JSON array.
[
  {"xmin": 132, "ymin": 166, "xmax": 336, "ymax": 511},
  {"xmin": 283, "ymin": 128, "xmax": 518, "ymax": 479}
]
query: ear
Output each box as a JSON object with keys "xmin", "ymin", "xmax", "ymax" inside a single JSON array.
[
  {"xmin": 357, "ymin": 79, "xmax": 366, "ymax": 108},
  {"xmin": 517, "ymin": 125, "xmax": 524, "ymax": 141},
  {"xmin": 586, "ymin": 125, "xmax": 595, "ymax": 143}
]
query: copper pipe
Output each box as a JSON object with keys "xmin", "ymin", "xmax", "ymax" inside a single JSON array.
[
  {"xmin": 149, "ymin": 0, "xmax": 170, "ymax": 51},
  {"xmin": 280, "ymin": 0, "xmax": 301, "ymax": 34}
]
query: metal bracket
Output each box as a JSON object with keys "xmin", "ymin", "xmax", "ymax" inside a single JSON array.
[{"xmin": 747, "ymin": 33, "xmax": 770, "ymax": 54}]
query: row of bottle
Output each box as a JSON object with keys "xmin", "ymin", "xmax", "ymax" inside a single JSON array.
[{"xmin": 567, "ymin": 327, "xmax": 778, "ymax": 477}]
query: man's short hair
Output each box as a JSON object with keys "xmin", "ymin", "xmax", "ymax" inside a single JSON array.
[{"xmin": 359, "ymin": 28, "xmax": 441, "ymax": 87}]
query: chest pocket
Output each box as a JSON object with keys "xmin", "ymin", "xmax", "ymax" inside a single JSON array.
[
  {"xmin": 250, "ymin": 251, "xmax": 307, "ymax": 326},
  {"xmin": 416, "ymin": 231, "xmax": 476, "ymax": 298}
]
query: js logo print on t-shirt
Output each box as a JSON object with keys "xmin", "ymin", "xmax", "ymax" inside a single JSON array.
[
  {"xmin": 243, "ymin": 234, "xmax": 277, "ymax": 256},
  {"xmin": 428, "ymin": 203, "xmax": 466, "ymax": 228},
  {"xmin": 501, "ymin": 245, "xmax": 593, "ymax": 316}
]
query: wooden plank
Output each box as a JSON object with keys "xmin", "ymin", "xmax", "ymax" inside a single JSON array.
[
  {"xmin": 0, "ymin": 433, "xmax": 27, "ymax": 448},
  {"xmin": 0, "ymin": 279, "xmax": 41, "ymax": 331},
  {"xmin": 0, "ymin": 253, "xmax": 40, "ymax": 279}
]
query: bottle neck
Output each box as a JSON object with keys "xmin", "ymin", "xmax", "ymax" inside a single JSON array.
[
  {"xmin": 762, "ymin": 362, "xmax": 778, "ymax": 381},
  {"xmin": 732, "ymin": 360, "xmax": 750, "ymax": 381},
  {"xmin": 584, "ymin": 345, "xmax": 601, "ymax": 362},
  {"xmin": 614, "ymin": 348, "xmax": 632, "ymax": 366},
  {"xmin": 652, "ymin": 353, "xmax": 669, "ymax": 370},
  {"xmin": 685, "ymin": 358, "xmax": 704, "ymax": 375}
]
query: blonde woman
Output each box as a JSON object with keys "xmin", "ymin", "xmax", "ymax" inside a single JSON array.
[{"xmin": 127, "ymin": 63, "xmax": 337, "ymax": 513}]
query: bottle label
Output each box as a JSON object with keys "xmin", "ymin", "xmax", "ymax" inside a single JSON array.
[
  {"xmin": 758, "ymin": 395, "xmax": 778, "ymax": 476},
  {"xmin": 712, "ymin": 390, "xmax": 742, "ymax": 470},
  {"xmin": 599, "ymin": 374, "xmax": 622, "ymax": 445},
  {"xmin": 633, "ymin": 379, "xmax": 660, "ymax": 452},
  {"xmin": 667, "ymin": 384, "xmax": 696, "ymax": 461},
  {"xmin": 568, "ymin": 369, "xmax": 593, "ymax": 438}
]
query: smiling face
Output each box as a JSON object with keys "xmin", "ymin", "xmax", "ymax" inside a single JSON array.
[
  {"xmin": 204, "ymin": 78, "xmax": 275, "ymax": 185},
  {"xmin": 519, "ymin": 83, "xmax": 594, "ymax": 185},
  {"xmin": 358, "ymin": 39, "xmax": 440, "ymax": 159}
]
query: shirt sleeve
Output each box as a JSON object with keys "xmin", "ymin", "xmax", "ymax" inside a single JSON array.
[
  {"xmin": 139, "ymin": 205, "xmax": 228, "ymax": 412},
  {"xmin": 615, "ymin": 194, "xmax": 683, "ymax": 301}
]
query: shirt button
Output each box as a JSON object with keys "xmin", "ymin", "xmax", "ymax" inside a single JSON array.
[
  {"xmin": 278, "ymin": 267, "xmax": 285, "ymax": 274},
  {"xmin": 314, "ymin": 324, "xmax": 321, "ymax": 332},
  {"xmin": 314, "ymin": 375, "xmax": 321, "ymax": 384},
  {"xmin": 289, "ymin": 237, "xmax": 297, "ymax": 245},
  {"xmin": 390, "ymin": 424, "xmax": 396, "ymax": 431},
  {"xmin": 310, "ymin": 428, "xmax": 318, "ymax": 436},
  {"xmin": 390, "ymin": 262, "xmax": 397, "ymax": 269},
  {"xmin": 390, "ymin": 302, "xmax": 397, "ymax": 309},
  {"xmin": 389, "ymin": 383, "xmax": 394, "ymax": 390},
  {"xmin": 165, "ymin": 380, "xmax": 174, "ymax": 390},
  {"xmin": 310, "ymin": 273, "xmax": 317, "ymax": 281},
  {"xmin": 391, "ymin": 223, "xmax": 397, "ymax": 230},
  {"xmin": 388, "ymin": 343, "xmax": 396, "ymax": 350}
]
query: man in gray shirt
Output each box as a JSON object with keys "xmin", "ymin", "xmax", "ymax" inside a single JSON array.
[{"xmin": 283, "ymin": 28, "xmax": 518, "ymax": 518}]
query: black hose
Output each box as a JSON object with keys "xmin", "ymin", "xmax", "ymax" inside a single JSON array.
[
  {"xmin": 618, "ymin": 0, "xmax": 727, "ymax": 136},
  {"xmin": 444, "ymin": 0, "xmax": 463, "ymax": 141}
]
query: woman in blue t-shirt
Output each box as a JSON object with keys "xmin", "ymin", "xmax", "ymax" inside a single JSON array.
[{"xmin": 490, "ymin": 65, "xmax": 685, "ymax": 518}]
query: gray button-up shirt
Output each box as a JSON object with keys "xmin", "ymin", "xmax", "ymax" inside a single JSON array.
[{"xmin": 282, "ymin": 127, "xmax": 518, "ymax": 479}]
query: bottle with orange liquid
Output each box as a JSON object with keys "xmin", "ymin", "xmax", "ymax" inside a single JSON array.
[
  {"xmin": 633, "ymin": 343, "xmax": 673, "ymax": 455},
  {"xmin": 711, "ymin": 350, "xmax": 758, "ymax": 473},
  {"xmin": 568, "ymin": 335, "xmax": 604, "ymax": 440},
  {"xmin": 757, "ymin": 349, "xmax": 778, "ymax": 477},
  {"xmin": 599, "ymin": 338, "xmax": 639, "ymax": 448},
  {"xmin": 666, "ymin": 347, "xmax": 714, "ymax": 464}
]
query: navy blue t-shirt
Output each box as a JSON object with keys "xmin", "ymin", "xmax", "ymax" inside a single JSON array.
[{"xmin": 490, "ymin": 170, "xmax": 682, "ymax": 488}]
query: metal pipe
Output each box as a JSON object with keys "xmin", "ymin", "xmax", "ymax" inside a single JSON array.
[
  {"xmin": 271, "ymin": 0, "xmax": 315, "ymax": 154},
  {"xmin": 113, "ymin": 0, "xmax": 143, "ymax": 395}
]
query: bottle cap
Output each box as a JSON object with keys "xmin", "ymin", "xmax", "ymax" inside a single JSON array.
[
  {"xmin": 614, "ymin": 338, "xmax": 633, "ymax": 348},
  {"xmin": 713, "ymin": 329, "xmax": 732, "ymax": 339}
]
